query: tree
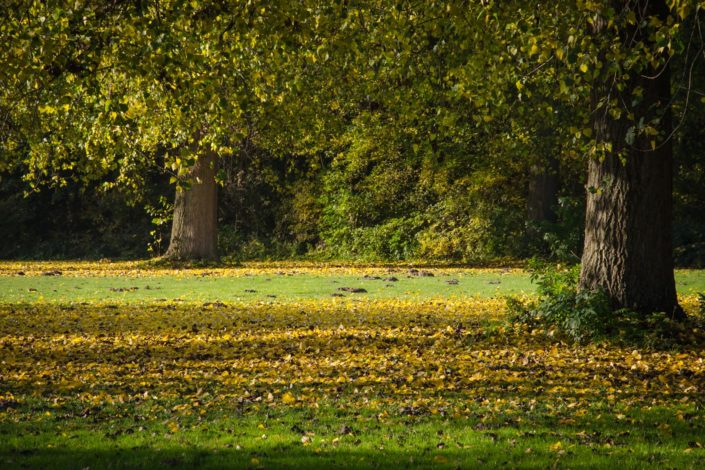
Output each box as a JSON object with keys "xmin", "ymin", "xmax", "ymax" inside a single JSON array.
[
  {"xmin": 2, "ymin": 0, "xmax": 701, "ymax": 294},
  {"xmin": 578, "ymin": 0, "xmax": 686, "ymax": 318},
  {"xmin": 1, "ymin": 1, "xmax": 331, "ymax": 261},
  {"xmin": 470, "ymin": 1, "xmax": 701, "ymax": 318}
]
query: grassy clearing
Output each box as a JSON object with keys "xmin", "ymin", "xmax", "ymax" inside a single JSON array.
[
  {"xmin": 0, "ymin": 260, "xmax": 536, "ymax": 303},
  {"xmin": 4, "ymin": 402, "xmax": 704, "ymax": 469},
  {"xmin": 0, "ymin": 269, "xmax": 531, "ymax": 303},
  {"xmin": 1, "ymin": 262, "xmax": 705, "ymax": 468},
  {"xmin": 1, "ymin": 261, "xmax": 705, "ymax": 303}
]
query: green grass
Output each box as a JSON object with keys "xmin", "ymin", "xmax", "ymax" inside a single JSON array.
[
  {"xmin": 3, "ymin": 400, "xmax": 704, "ymax": 469},
  {"xmin": 2, "ymin": 264, "xmax": 705, "ymax": 468},
  {"xmin": 673, "ymin": 269, "xmax": 705, "ymax": 295},
  {"xmin": 1, "ymin": 269, "xmax": 704, "ymax": 304},
  {"xmin": 0, "ymin": 271, "xmax": 534, "ymax": 303}
]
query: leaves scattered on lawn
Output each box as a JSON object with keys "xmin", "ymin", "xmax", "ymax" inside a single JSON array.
[
  {"xmin": 1, "ymin": 296, "xmax": 704, "ymax": 422},
  {"xmin": 0, "ymin": 260, "xmax": 519, "ymax": 278}
]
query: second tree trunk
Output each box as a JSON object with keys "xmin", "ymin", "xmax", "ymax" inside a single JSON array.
[{"xmin": 164, "ymin": 151, "xmax": 218, "ymax": 261}]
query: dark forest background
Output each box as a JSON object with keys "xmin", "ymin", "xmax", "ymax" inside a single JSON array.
[{"xmin": 3, "ymin": 115, "xmax": 704, "ymax": 265}]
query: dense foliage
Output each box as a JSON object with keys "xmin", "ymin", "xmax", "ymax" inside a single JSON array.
[{"xmin": 0, "ymin": 0, "xmax": 704, "ymax": 265}]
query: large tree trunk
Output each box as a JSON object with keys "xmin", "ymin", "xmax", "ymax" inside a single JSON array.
[
  {"xmin": 579, "ymin": 0, "xmax": 683, "ymax": 318},
  {"xmin": 164, "ymin": 151, "xmax": 218, "ymax": 261}
]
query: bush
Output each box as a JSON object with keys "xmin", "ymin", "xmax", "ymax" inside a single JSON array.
[
  {"xmin": 530, "ymin": 196, "xmax": 584, "ymax": 262},
  {"xmin": 509, "ymin": 261, "xmax": 703, "ymax": 347},
  {"xmin": 508, "ymin": 260, "xmax": 612, "ymax": 342},
  {"xmin": 0, "ymin": 172, "xmax": 155, "ymax": 259},
  {"xmin": 318, "ymin": 216, "xmax": 422, "ymax": 261}
]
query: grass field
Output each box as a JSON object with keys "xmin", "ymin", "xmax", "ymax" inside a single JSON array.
[
  {"xmin": 2, "ymin": 261, "xmax": 705, "ymax": 468},
  {"xmin": 2, "ymin": 260, "xmax": 705, "ymax": 303},
  {"xmin": 0, "ymin": 263, "xmax": 532, "ymax": 303}
]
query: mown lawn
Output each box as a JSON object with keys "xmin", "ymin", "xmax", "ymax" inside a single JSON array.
[
  {"xmin": 0, "ymin": 261, "xmax": 535, "ymax": 303},
  {"xmin": 1, "ymin": 262, "xmax": 705, "ymax": 468}
]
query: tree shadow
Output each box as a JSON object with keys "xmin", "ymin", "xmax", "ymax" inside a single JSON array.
[{"xmin": 1, "ymin": 409, "xmax": 703, "ymax": 470}]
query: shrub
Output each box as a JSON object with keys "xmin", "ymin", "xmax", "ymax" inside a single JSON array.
[
  {"xmin": 508, "ymin": 260, "xmax": 612, "ymax": 342},
  {"xmin": 510, "ymin": 261, "xmax": 703, "ymax": 347}
]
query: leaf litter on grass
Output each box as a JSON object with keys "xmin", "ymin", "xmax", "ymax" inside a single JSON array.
[
  {"xmin": 2, "ymin": 262, "xmax": 705, "ymax": 467},
  {"xmin": 1, "ymin": 297, "xmax": 704, "ymax": 416}
]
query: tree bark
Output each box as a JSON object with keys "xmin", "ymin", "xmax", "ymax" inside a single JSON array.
[
  {"xmin": 164, "ymin": 151, "xmax": 218, "ymax": 261},
  {"xmin": 579, "ymin": 0, "xmax": 683, "ymax": 318},
  {"xmin": 527, "ymin": 154, "xmax": 559, "ymax": 225}
]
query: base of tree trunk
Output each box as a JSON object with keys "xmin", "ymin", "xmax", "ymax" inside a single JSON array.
[{"xmin": 164, "ymin": 151, "xmax": 219, "ymax": 261}]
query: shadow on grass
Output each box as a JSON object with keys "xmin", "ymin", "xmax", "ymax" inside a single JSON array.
[
  {"xmin": 2, "ymin": 407, "xmax": 705, "ymax": 470},
  {"xmin": 0, "ymin": 441, "xmax": 668, "ymax": 470}
]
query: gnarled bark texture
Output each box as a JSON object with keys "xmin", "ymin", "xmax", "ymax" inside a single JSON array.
[
  {"xmin": 165, "ymin": 151, "xmax": 218, "ymax": 261},
  {"xmin": 579, "ymin": 0, "xmax": 683, "ymax": 318}
]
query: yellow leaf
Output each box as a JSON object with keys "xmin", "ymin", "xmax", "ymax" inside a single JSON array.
[
  {"xmin": 39, "ymin": 105, "xmax": 57, "ymax": 114},
  {"xmin": 282, "ymin": 392, "xmax": 297, "ymax": 404}
]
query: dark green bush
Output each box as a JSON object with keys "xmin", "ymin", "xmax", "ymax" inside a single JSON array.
[
  {"xmin": 510, "ymin": 261, "xmax": 702, "ymax": 347},
  {"xmin": 508, "ymin": 260, "xmax": 612, "ymax": 342}
]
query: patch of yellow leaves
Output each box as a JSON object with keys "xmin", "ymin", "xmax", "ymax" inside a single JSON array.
[
  {"xmin": 0, "ymin": 260, "xmax": 520, "ymax": 277},
  {"xmin": 0, "ymin": 295, "xmax": 703, "ymax": 418}
]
